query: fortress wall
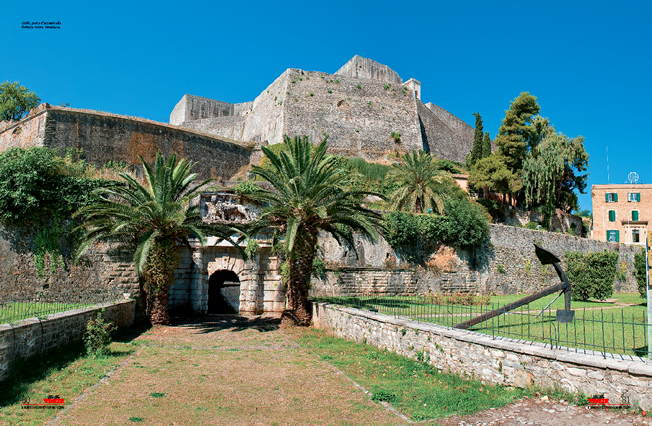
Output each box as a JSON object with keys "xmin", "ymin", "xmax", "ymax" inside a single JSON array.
[
  {"xmin": 0, "ymin": 105, "xmax": 49, "ymax": 151},
  {"xmin": 282, "ymin": 70, "xmax": 423, "ymax": 159},
  {"xmin": 0, "ymin": 222, "xmax": 140, "ymax": 305},
  {"xmin": 182, "ymin": 115, "xmax": 247, "ymax": 141},
  {"xmin": 335, "ymin": 55, "xmax": 403, "ymax": 84},
  {"xmin": 234, "ymin": 101, "xmax": 254, "ymax": 116},
  {"xmin": 312, "ymin": 224, "xmax": 640, "ymax": 297},
  {"xmin": 417, "ymin": 100, "xmax": 472, "ymax": 163},
  {"xmin": 170, "ymin": 94, "xmax": 235, "ymax": 125},
  {"xmin": 425, "ymin": 102, "xmax": 475, "ymax": 142},
  {"xmin": 37, "ymin": 107, "xmax": 251, "ymax": 181},
  {"xmin": 241, "ymin": 71, "xmax": 289, "ymax": 145}
]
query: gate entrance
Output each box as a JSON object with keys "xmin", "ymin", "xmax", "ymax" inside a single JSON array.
[{"xmin": 207, "ymin": 270, "xmax": 240, "ymax": 314}]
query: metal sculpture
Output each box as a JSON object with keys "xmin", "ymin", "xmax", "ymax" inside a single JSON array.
[{"xmin": 455, "ymin": 244, "xmax": 574, "ymax": 330}]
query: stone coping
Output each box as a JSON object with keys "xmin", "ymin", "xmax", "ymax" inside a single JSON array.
[
  {"xmin": 315, "ymin": 302, "xmax": 652, "ymax": 377},
  {"xmin": 0, "ymin": 299, "xmax": 135, "ymax": 332}
]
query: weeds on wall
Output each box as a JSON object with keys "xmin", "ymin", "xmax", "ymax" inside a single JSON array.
[{"xmin": 34, "ymin": 218, "xmax": 65, "ymax": 277}]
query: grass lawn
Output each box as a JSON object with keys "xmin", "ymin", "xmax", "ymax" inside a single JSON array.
[
  {"xmin": 0, "ymin": 326, "xmax": 146, "ymax": 426},
  {"xmin": 298, "ymin": 329, "xmax": 531, "ymax": 422},
  {"xmin": 315, "ymin": 293, "xmax": 649, "ymax": 357}
]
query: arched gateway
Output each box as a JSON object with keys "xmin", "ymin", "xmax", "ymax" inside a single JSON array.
[{"xmin": 168, "ymin": 192, "xmax": 286, "ymax": 315}]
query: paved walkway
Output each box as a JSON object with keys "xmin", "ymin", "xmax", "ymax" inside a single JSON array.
[{"xmin": 49, "ymin": 315, "xmax": 650, "ymax": 426}]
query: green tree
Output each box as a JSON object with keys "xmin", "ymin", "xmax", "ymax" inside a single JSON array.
[
  {"xmin": 247, "ymin": 135, "xmax": 383, "ymax": 326},
  {"xmin": 482, "ymin": 131, "xmax": 492, "ymax": 159},
  {"xmin": 523, "ymin": 118, "xmax": 589, "ymax": 227},
  {"xmin": 75, "ymin": 153, "xmax": 240, "ymax": 325},
  {"xmin": 468, "ymin": 113, "xmax": 484, "ymax": 167},
  {"xmin": 495, "ymin": 92, "xmax": 540, "ymax": 173},
  {"xmin": 388, "ymin": 150, "xmax": 464, "ymax": 214},
  {"xmin": 566, "ymin": 250, "xmax": 618, "ymax": 301},
  {"xmin": 0, "ymin": 81, "xmax": 41, "ymax": 121},
  {"xmin": 468, "ymin": 154, "xmax": 522, "ymax": 203},
  {"xmin": 634, "ymin": 251, "xmax": 647, "ymax": 299}
]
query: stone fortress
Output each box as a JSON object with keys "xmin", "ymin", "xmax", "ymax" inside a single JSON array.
[
  {"xmin": 170, "ymin": 55, "xmax": 474, "ymax": 163},
  {"xmin": 0, "ymin": 56, "xmax": 639, "ymax": 320}
]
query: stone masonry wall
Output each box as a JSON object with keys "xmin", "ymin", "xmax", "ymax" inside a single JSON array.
[
  {"xmin": 0, "ymin": 105, "xmax": 253, "ymax": 182},
  {"xmin": 282, "ymin": 69, "xmax": 423, "ymax": 160},
  {"xmin": 0, "ymin": 223, "xmax": 139, "ymax": 304},
  {"xmin": 0, "ymin": 300, "xmax": 135, "ymax": 381},
  {"xmin": 418, "ymin": 100, "xmax": 472, "ymax": 163},
  {"xmin": 312, "ymin": 224, "xmax": 640, "ymax": 297},
  {"xmin": 313, "ymin": 302, "xmax": 652, "ymax": 411}
]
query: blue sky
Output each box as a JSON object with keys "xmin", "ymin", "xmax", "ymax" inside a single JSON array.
[{"xmin": 1, "ymin": 0, "xmax": 650, "ymax": 212}]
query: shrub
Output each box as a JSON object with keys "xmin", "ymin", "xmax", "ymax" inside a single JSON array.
[
  {"xmin": 390, "ymin": 131, "xmax": 401, "ymax": 142},
  {"xmin": 566, "ymin": 250, "xmax": 618, "ymax": 301},
  {"xmin": 84, "ymin": 309, "xmax": 116, "ymax": 357},
  {"xmin": 433, "ymin": 159, "xmax": 461, "ymax": 174},
  {"xmin": 525, "ymin": 222, "xmax": 540, "ymax": 230},
  {"xmin": 383, "ymin": 211, "xmax": 420, "ymax": 248},
  {"xmin": 356, "ymin": 84, "xmax": 361, "ymax": 89},
  {"xmin": 441, "ymin": 199, "xmax": 490, "ymax": 249}
]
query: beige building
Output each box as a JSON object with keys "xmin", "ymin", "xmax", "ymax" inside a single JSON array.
[{"xmin": 592, "ymin": 184, "xmax": 652, "ymax": 245}]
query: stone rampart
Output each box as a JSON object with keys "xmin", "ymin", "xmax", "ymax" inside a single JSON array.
[
  {"xmin": 313, "ymin": 302, "xmax": 652, "ymax": 411},
  {"xmin": 312, "ymin": 224, "xmax": 641, "ymax": 296},
  {"xmin": 0, "ymin": 300, "xmax": 135, "ymax": 381},
  {"xmin": 0, "ymin": 105, "xmax": 253, "ymax": 182},
  {"xmin": 0, "ymin": 223, "xmax": 140, "ymax": 304}
]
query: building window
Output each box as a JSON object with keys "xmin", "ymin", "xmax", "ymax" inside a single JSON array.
[
  {"xmin": 628, "ymin": 193, "xmax": 641, "ymax": 202},
  {"xmin": 607, "ymin": 230, "xmax": 620, "ymax": 242},
  {"xmin": 633, "ymin": 229, "xmax": 640, "ymax": 243},
  {"xmin": 608, "ymin": 210, "xmax": 616, "ymax": 221},
  {"xmin": 606, "ymin": 193, "xmax": 618, "ymax": 202},
  {"xmin": 632, "ymin": 210, "xmax": 639, "ymax": 221}
]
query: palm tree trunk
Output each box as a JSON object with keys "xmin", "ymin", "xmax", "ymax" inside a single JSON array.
[
  {"xmin": 283, "ymin": 232, "xmax": 317, "ymax": 327},
  {"xmin": 144, "ymin": 241, "xmax": 177, "ymax": 326}
]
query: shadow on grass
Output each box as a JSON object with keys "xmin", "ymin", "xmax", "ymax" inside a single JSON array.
[
  {"xmin": 174, "ymin": 315, "xmax": 282, "ymax": 334},
  {"xmin": 0, "ymin": 323, "xmax": 148, "ymax": 409}
]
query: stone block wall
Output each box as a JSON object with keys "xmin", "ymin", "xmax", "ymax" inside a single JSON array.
[
  {"xmin": 0, "ymin": 300, "xmax": 135, "ymax": 381},
  {"xmin": 0, "ymin": 224, "xmax": 139, "ymax": 304},
  {"xmin": 313, "ymin": 302, "xmax": 652, "ymax": 411},
  {"xmin": 0, "ymin": 105, "xmax": 254, "ymax": 182},
  {"xmin": 312, "ymin": 224, "xmax": 641, "ymax": 297}
]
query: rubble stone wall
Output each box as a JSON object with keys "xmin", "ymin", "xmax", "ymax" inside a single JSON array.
[
  {"xmin": 0, "ymin": 300, "xmax": 135, "ymax": 381},
  {"xmin": 313, "ymin": 303, "xmax": 652, "ymax": 411}
]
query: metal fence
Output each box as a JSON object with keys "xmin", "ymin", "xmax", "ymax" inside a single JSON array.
[
  {"xmin": 314, "ymin": 293, "xmax": 651, "ymax": 361},
  {"xmin": 0, "ymin": 293, "xmax": 126, "ymax": 325}
]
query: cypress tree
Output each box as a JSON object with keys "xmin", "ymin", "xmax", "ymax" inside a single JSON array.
[
  {"xmin": 469, "ymin": 113, "xmax": 484, "ymax": 167},
  {"xmin": 495, "ymin": 92, "xmax": 540, "ymax": 173},
  {"xmin": 482, "ymin": 131, "xmax": 491, "ymax": 158}
]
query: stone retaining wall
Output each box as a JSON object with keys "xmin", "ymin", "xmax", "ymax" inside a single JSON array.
[
  {"xmin": 313, "ymin": 302, "xmax": 652, "ymax": 411},
  {"xmin": 312, "ymin": 224, "xmax": 641, "ymax": 296},
  {"xmin": 0, "ymin": 300, "xmax": 136, "ymax": 381}
]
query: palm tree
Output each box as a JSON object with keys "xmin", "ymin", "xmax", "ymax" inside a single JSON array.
[
  {"xmin": 74, "ymin": 153, "xmax": 240, "ymax": 325},
  {"xmin": 388, "ymin": 150, "xmax": 460, "ymax": 214},
  {"xmin": 248, "ymin": 135, "xmax": 383, "ymax": 326}
]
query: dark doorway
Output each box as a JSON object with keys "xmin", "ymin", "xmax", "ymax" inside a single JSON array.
[{"xmin": 208, "ymin": 270, "xmax": 240, "ymax": 314}]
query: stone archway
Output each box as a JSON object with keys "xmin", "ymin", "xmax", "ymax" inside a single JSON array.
[{"xmin": 207, "ymin": 270, "xmax": 240, "ymax": 314}]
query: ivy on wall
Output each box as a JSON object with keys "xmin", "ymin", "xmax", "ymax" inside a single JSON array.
[{"xmin": 0, "ymin": 147, "xmax": 120, "ymax": 277}]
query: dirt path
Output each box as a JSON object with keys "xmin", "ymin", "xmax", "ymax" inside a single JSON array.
[{"xmin": 50, "ymin": 315, "xmax": 649, "ymax": 426}]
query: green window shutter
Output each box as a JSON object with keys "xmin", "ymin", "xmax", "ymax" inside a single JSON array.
[
  {"xmin": 633, "ymin": 211, "xmax": 639, "ymax": 221},
  {"xmin": 609, "ymin": 210, "xmax": 615, "ymax": 221},
  {"xmin": 606, "ymin": 193, "xmax": 609, "ymax": 202},
  {"xmin": 616, "ymin": 230, "xmax": 620, "ymax": 242},
  {"xmin": 637, "ymin": 193, "xmax": 641, "ymax": 202},
  {"xmin": 614, "ymin": 193, "xmax": 618, "ymax": 202},
  {"xmin": 606, "ymin": 231, "xmax": 609, "ymax": 240}
]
